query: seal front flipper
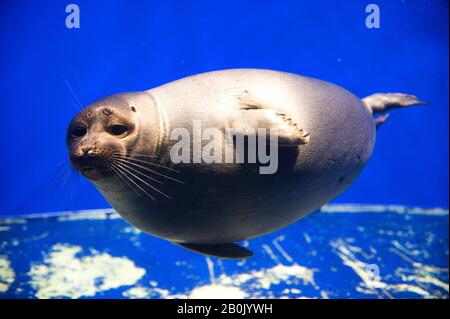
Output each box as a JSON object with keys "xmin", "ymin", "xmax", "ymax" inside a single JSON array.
[
  {"xmin": 175, "ymin": 242, "xmax": 253, "ymax": 259},
  {"xmin": 229, "ymin": 90, "xmax": 310, "ymax": 146}
]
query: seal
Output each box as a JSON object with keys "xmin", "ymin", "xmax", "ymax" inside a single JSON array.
[{"xmin": 67, "ymin": 69, "xmax": 425, "ymax": 258}]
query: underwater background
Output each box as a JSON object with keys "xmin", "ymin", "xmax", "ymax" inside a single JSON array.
[{"xmin": 0, "ymin": 0, "xmax": 448, "ymax": 298}]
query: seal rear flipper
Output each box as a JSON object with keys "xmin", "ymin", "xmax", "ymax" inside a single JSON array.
[
  {"xmin": 175, "ymin": 242, "xmax": 253, "ymax": 259},
  {"xmin": 374, "ymin": 113, "xmax": 390, "ymax": 129},
  {"xmin": 362, "ymin": 93, "xmax": 427, "ymax": 115}
]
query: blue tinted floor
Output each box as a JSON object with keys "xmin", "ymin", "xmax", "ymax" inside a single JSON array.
[{"xmin": 0, "ymin": 204, "xmax": 448, "ymax": 299}]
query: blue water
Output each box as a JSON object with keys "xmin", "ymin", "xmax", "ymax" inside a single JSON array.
[
  {"xmin": 0, "ymin": 1, "xmax": 448, "ymax": 299},
  {"xmin": 0, "ymin": 206, "xmax": 448, "ymax": 299}
]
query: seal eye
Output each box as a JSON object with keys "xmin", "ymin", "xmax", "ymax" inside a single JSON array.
[
  {"xmin": 110, "ymin": 124, "xmax": 128, "ymax": 136},
  {"xmin": 72, "ymin": 126, "xmax": 87, "ymax": 137}
]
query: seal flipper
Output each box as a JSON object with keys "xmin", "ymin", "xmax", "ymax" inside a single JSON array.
[
  {"xmin": 374, "ymin": 113, "xmax": 390, "ymax": 129},
  {"xmin": 363, "ymin": 93, "xmax": 427, "ymax": 115},
  {"xmin": 362, "ymin": 93, "xmax": 427, "ymax": 129},
  {"xmin": 175, "ymin": 242, "xmax": 253, "ymax": 259},
  {"xmin": 230, "ymin": 90, "xmax": 310, "ymax": 146}
]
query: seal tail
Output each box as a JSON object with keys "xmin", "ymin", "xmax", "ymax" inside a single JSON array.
[
  {"xmin": 362, "ymin": 93, "xmax": 427, "ymax": 129},
  {"xmin": 175, "ymin": 242, "xmax": 253, "ymax": 259}
]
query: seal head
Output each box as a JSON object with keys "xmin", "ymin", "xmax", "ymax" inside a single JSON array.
[{"xmin": 67, "ymin": 92, "xmax": 159, "ymax": 184}]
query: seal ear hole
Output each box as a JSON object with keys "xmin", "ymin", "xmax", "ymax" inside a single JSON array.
[{"xmin": 131, "ymin": 106, "xmax": 136, "ymax": 112}]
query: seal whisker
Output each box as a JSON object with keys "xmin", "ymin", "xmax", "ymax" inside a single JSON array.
[
  {"xmin": 105, "ymin": 162, "xmax": 141, "ymax": 197},
  {"xmin": 112, "ymin": 160, "xmax": 171, "ymax": 199},
  {"xmin": 63, "ymin": 94, "xmax": 83, "ymax": 112},
  {"xmin": 111, "ymin": 151, "xmax": 158, "ymax": 158},
  {"xmin": 113, "ymin": 157, "xmax": 185, "ymax": 185},
  {"xmin": 108, "ymin": 161, "xmax": 157, "ymax": 201},
  {"xmin": 110, "ymin": 154, "xmax": 181, "ymax": 173},
  {"xmin": 110, "ymin": 156, "xmax": 185, "ymax": 184},
  {"xmin": 60, "ymin": 166, "xmax": 72, "ymax": 191},
  {"xmin": 109, "ymin": 158, "xmax": 163, "ymax": 184},
  {"xmin": 114, "ymin": 148, "xmax": 158, "ymax": 154},
  {"xmin": 73, "ymin": 67, "xmax": 85, "ymax": 105},
  {"xmin": 63, "ymin": 76, "xmax": 83, "ymax": 110},
  {"xmin": 109, "ymin": 164, "xmax": 133, "ymax": 190}
]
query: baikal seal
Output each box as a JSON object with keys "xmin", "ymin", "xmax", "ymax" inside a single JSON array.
[{"xmin": 67, "ymin": 69, "xmax": 425, "ymax": 258}]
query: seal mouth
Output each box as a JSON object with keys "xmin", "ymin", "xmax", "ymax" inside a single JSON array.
[
  {"xmin": 71, "ymin": 156, "xmax": 114, "ymax": 180},
  {"xmin": 81, "ymin": 167, "xmax": 112, "ymax": 180}
]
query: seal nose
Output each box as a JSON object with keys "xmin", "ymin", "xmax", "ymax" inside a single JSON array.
[{"xmin": 82, "ymin": 147, "xmax": 93, "ymax": 157}]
